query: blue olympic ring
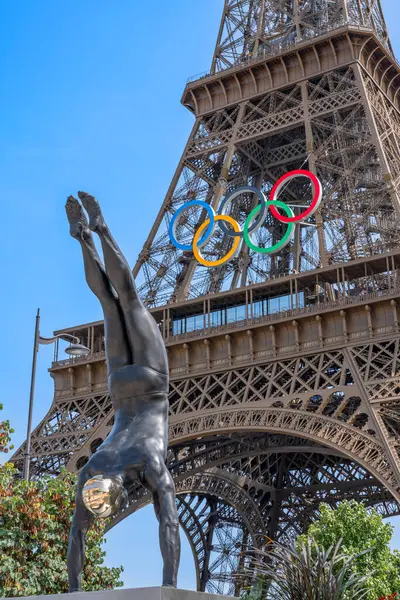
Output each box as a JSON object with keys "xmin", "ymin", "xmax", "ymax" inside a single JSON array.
[{"xmin": 169, "ymin": 200, "xmax": 215, "ymax": 252}]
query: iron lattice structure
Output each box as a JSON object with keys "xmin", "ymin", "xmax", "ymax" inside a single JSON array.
[{"xmin": 12, "ymin": 0, "xmax": 400, "ymax": 594}]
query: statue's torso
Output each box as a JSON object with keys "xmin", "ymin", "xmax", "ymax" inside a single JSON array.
[
  {"xmin": 84, "ymin": 364, "xmax": 170, "ymax": 479},
  {"xmin": 108, "ymin": 363, "xmax": 169, "ymax": 403}
]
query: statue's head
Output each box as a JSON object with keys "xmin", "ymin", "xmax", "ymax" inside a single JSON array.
[{"xmin": 82, "ymin": 474, "xmax": 127, "ymax": 518}]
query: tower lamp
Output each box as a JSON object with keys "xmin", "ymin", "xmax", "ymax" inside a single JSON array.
[{"xmin": 23, "ymin": 309, "xmax": 90, "ymax": 480}]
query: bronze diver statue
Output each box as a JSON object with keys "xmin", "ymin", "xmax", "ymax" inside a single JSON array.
[{"xmin": 65, "ymin": 192, "xmax": 180, "ymax": 591}]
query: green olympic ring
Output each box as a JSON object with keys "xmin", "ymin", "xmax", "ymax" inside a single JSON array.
[{"xmin": 243, "ymin": 200, "xmax": 295, "ymax": 254}]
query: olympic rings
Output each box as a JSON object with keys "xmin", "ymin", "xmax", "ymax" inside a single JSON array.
[{"xmin": 168, "ymin": 169, "xmax": 322, "ymax": 267}]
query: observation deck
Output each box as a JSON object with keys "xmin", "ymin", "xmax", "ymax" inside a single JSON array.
[
  {"xmin": 52, "ymin": 249, "xmax": 400, "ymax": 387},
  {"xmin": 181, "ymin": 24, "xmax": 400, "ymax": 117}
]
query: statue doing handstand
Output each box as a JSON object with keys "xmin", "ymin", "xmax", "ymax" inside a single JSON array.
[{"xmin": 65, "ymin": 192, "xmax": 180, "ymax": 591}]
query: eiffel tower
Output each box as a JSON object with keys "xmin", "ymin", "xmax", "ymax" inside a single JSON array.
[{"xmin": 12, "ymin": 0, "xmax": 400, "ymax": 595}]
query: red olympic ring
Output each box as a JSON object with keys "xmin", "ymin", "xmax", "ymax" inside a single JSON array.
[{"xmin": 269, "ymin": 169, "xmax": 322, "ymax": 224}]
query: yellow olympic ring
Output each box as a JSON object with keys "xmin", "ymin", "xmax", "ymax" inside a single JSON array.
[{"xmin": 193, "ymin": 215, "xmax": 241, "ymax": 267}]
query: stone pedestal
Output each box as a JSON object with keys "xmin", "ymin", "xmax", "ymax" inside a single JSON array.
[{"xmin": 9, "ymin": 588, "xmax": 237, "ymax": 600}]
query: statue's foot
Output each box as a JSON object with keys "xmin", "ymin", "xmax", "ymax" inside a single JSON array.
[
  {"xmin": 65, "ymin": 196, "xmax": 90, "ymax": 240},
  {"xmin": 78, "ymin": 191, "xmax": 105, "ymax": 233}
]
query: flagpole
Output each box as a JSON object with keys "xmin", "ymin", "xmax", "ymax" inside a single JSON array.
[{"xmin": 23, "ymin": 308, "xmax": 40, "ymax": 481}]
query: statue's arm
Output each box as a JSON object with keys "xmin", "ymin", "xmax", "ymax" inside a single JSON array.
[{"xmin": 67, "ymin": 486, "xmax": 94, "ymax": 592}]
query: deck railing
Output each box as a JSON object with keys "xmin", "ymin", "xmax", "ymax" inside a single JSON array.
[{"xmin": 52, "ymin": 283, "xmax": 400, "ymax": 368}]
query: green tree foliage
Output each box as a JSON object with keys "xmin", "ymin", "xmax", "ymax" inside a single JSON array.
[
  {"xmin": 298, "ymin": 501, "xmax": 400, "ymax": 600},
  {"xmin": 246, "ymin": 538, "xmax": 369, "ymax": 599},
  {"xmin": 0, "ymin": 403, "xmax": 14, "ymax": 455},
  {"xmin": 0, "ymin": 463, "xmax": 123, "ymax": 596}
]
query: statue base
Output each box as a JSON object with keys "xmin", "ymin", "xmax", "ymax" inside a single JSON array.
[{"xmin": 9, "ymin": 587, "xmax": 237, "ymax": 600}]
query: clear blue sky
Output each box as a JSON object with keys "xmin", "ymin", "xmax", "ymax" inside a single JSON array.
[{"xmin": 1, "ymin": 0, "xmax": 400, "ymax": 590}]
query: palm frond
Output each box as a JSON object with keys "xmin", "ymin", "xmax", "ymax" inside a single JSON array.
[{"xmin": 243, "ymin": 538, "xmax": 371, "ymax": 600}]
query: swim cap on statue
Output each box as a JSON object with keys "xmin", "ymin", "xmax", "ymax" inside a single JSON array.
[{"xmin": 82, "ymin": 475, "xmax": 127, "ymax": 518}]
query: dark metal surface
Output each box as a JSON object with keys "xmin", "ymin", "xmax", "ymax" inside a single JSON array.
[{"xmin": 65, "ymin": 193, "xmax": 180, "ymax": 592}]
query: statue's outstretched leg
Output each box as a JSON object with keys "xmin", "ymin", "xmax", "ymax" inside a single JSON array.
[
  {"xmin": 144, "ymin": 459, "xmax": 181, "ymax": 587},
  {"xmin": 66, "ymin": 196, "xmax": 131, "ymax": 372},
  {"xmin": 77, "ymin": 191, "xmax": 167, "ymax": 375}
]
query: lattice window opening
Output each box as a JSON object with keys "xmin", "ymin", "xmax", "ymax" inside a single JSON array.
[
  {"xmin": 306, "ymin": 394, "xmax": 323, "ymax": 412},
  {"xmin": 322, "ymin": 391, "xmax": 346, "ymax": 416},
  {"xmin": 76, "ymin": 456, "xmax": 89, "ymax": 470},
  {"xmin": 308, "ymin": 67, "xmax": 357, "ymax": 102},
  {"xmin": 337, "ymin": 395, "xmax": 362, "ymax": 421},
  {"xmin": 271, "ymin": 400, "xmax": 284, "ymax": 408},
  {"xmin": 289, "ymin": 397, "xmax": 303, "ymax": 410},
  {"xmin": 243, "ymin": 86, "xmax": 303, "ymax": 125},
  {"xmin": 78, "ymin": 414, "xmax": 100, "ymax": 431},
  {"xmin": 352, "ymin": 341, "xmax": 400, "ymax": 381},
  {"xmin": 194, "ymin": 109, "xmax": 240, "ymax": 140},
  {"xmin": 90, "ymin": 438, "xmax": 103, "ymax": 455},
  {"xmin": 43, "ymin": 411, "xmax": 65, "ymax": 433},
  {"xmin": 350, "ymin": 412, "xmax": 369, "ymax": 428},
  {"xmin": 185, "ymin": 155, "xmax": 225, "ymax": 181},
  {"xmin": 259, "ymin": 128, "xmax": 308, "ymax": 159}
]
